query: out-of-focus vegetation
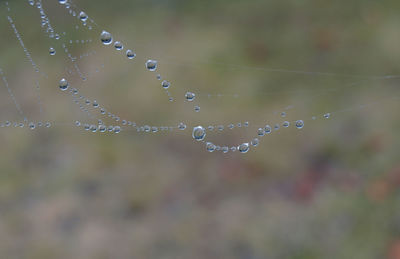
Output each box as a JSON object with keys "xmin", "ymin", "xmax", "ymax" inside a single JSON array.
[{"xmin": 0, "ymin": 0, "xmax": 400, "ymax": 258}]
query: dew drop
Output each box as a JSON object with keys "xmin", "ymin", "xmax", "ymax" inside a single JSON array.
[
  {"xmin": 192, "ymin": 126, "xmax": 206, "ymax": 141},
  {"xmin": 222, "ymin": 146, "xmax": 229, "ymax": 153},
  {"xmin": 29, "ymin": 122, "xmax": 35, "ymax": 130},
  {"xmin": 251, "ymin": 138, "xmax": 259, "ymax": 147},
  {"xmin": 126, "ymin": 49, "xmax": 136, "ymax": 59},
  {"xmin": 282, "ymin": 121, "xmax": 290, "ymax": 128},
  {"xmin": 58, "ymin": 0, "xmax": 67, "ymax": 4},
  {"xmin": 206, "ymin": 142, "xmax": 216, "ymax": 152},
  {"xmin": 114, "ymin": 126, "xmax": 121, "ymax": 134},
  {"xmin": 161, "ymin": 80, "xmax": 170, "ymax": 89},
  {"xmin": 79, "ymin": 11, "xmax": 87, "ymax": 22},
  {"xmin": 178, "ymin": 122, "xmax": 186, "ymax": 130},
  {"xmin": 295, "ymin": 120, "xmax": 304, "ymax": 129},
  {"xmin": 145, "ymin": 60, "xmax": 158, "ymax": 71},
  {"xmin": 257, "ymin": 128, "xmax": 265, "ymax": 137},
  {"xmin": 265, "ymin": 125, "xmax": 272, "ymax": 134},
  {"xmin": 59, "ymin": 78, "xmax": 69, "ymax": 91},
  {"xmin": 185, "ymin": 92, "xmax": 196, "ymax": 102},
  {"xmin": 324, "ymin": 113, "xmax": 331, "ymax": 119},
  {"xmin": 194, "ymin": 106, "xmax": 200, "ymax": 112},
  {"xmin": 238, "ymin": 143, "xmax": 250, "ymax": 153},
  {"xmin": 100, "ymin": 30, "xmax": 113, "ymax": 45},
  {"xmin": 99, "ymin": 125, "xmax": 106, "ymax": 132},
  {"xmin": 49, "ymin": 47, "xmax": 56, "ymax": 55},
  {"xmin": 114, "ymin": 41, "xmax": 123, "ymax": 50}
]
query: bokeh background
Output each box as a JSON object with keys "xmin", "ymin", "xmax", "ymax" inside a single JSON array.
[{"xmin": 1, "ymin": 0, "xmax": 400, "ymax": 258}]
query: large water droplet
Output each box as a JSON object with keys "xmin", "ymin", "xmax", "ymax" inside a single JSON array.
[
  {"xmin": 295, "ymin": 120, "xmax": 304, "ymax": 129},
  {"xmin": 59, "ymin": 78, "xmax": 69, "ymax": 91},
  {"xmin": 192, "ymin": 126, "xmax": 206, "ymax": 141},
  {"xmin": 100, "ymin": 30, "xmax": 113, "ymax": 45},
  {"xmin": 238, "ymin": 143, "xmax": 250, "ymax": 153},
  {"xmin": 145, "ymin": 60, "xmax": 158, "ymax": 71}
]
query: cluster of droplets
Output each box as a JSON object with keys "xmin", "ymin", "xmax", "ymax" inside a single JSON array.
[{"xmin": 0, "ymin": 120, "xmax": 52, "ymax": 129}]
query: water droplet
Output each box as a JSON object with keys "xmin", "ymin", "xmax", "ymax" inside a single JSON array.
[
  {"xmin": 114, "ymin": 126, "xmax": 121, "ymax": 134},
  {"xmin": 274, "ymin": 124, "xmax": 280, "ymax": 130},
  {"xmin": 206, "ymin": 142, "xmax": 216, "ymax": 152},
  {"xmin": 29, "ymin": 122, "xmax": 35, "ymax": 130},
  {"xmin": 161, "ymin": 80, "xmax": 170, "ymax": 89},
  {"xmin": 99, "ymin": 125, "xmax": 106, "ymax": 132},
  {"xmin": 114, "ymin": 41, "xmax": 123, "ymax": 50},
  {"xmin": 257, "ymin": 128, "xmax": 265, "ymax": 136},
  {"xmin": 192, "ymin": 126, "xmax": 206, "ymax": 141},
  {"xmin": 75, "ymin": 121, "xmax": 81, "ymax": 126},
  {"xmin": 59, "ymin": 78, "xmax": 69, "ymax": 91},
  {"xmin": 251, "ymin": 138, "xmax": 259, "ymax": 147},
  {"xmin": 49, "ymin": 47, "xmax": 56, "ymax": 55},
  {"xmin": 295, "ymin": 120, "xmax": 304, "ymax": 129},
  {"xmin": 28, "ymin": 0, "xmax": 35, "ymax": 6},
  {"xmin": 126, "ymin": 49, "xmax": 136, "ymax": 59},
  {"xmin": 281, "ymin": 112, "xmax": 286, "ymax": 118},
  {"xmin": 264, "ymin": 125, "xmax": 272, "ymax": 134},
  {"xmin": 238, "ymin": 143, "xmax": 250, "ymax": 153},
  {"xmin": 218, "ymin": 125, "xmax": 224, "ymax": 131},
  {"xmin": 145, "ymin": 60, "xmax": 158, "ymax": 71},
  {"xmin": 178, "ymin": 122, "xmax": 186, "ymax": 130},
  {"xmin": 90, "ymin": 124, "xmax": 97, "ymax": 132},
  {"xmin": 79, "ymin": 11, "xmax": 87, "ymax": 22},
  {"xmin": 228, "ymin": 124, "xmax": 234, "ymax": 129},
  {"xmin": 208, "ymin": 126, "xmax": 214, "ymax": 131},
  {"xmin": 58, "ymin": 0, "xmax": 66, "ymax": 4},
  {"xmin": 185, "ymin": 92, "xmax": 196, "ymax": 102},
  {"xmin": 324, "ymin": 113, "xmax": 331, "ymax": 119},
  {"xmin": 156, "ymin": 74, "xmax": 162, "ymax": 80},
  {"xmin": 282, "ymin": 121, "xmax": 290, "ymax": 128},
  {"xmin": 100, "ymin": 30, "xmax": 113, "ymax": 45},
  {"xmin": 221, "ymin": 146, "xmax": 229, "ymax": 153},
  {"xmin": 194, "ymin": 106, "xmax": 200, "ymax": 112},
  {"xmin": 244, "ymin": 122, "xmax": 249, "ymax": 127}
]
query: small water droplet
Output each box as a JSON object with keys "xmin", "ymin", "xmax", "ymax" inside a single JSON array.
[
  {"xmin": 251, "ymin": 138, "xmax": 259, "ymax": 146},
  {"xmin": 161, "ymin": 80, "xmax": 170, "ymax": 89},
  {"xmin": 324, "ymin": 113, "xmax": 331, "ymax": 119},
  {"xmin": 194, "ymin": 106, "xmax": 200, "ymax": 112},
  {"xmin": 79, "ymin": 11, "xmax": 87, "ymax": 22},
  {"xmin": 49, "ymin": 47, "xmax": 56, "ymax": 55},
  {"xmin": 114, "ymin": 41, "xmax": 123, "ymax": 50},
  {"xmin": 282, "ymin": 121, "xmax": 290, "ymax": 128},
  {"xmin": 206, "ymin": 142, "xmax": 216, "ymax": 152},
  {"xmin": 178, "ymin": 122, "xmax": 186, "ymax": 130},
  {"xmin": 126, "ymin": 49, "xmax": 136, "ymax": 59},
  {"xmin": 185, "ymin": 92, "xmax": 196, "ymax": 102}
]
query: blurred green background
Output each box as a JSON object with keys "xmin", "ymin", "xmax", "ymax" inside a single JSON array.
[{"xmin": 1, "ymin": 0, "xmax": 400, "ymax": 258}]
